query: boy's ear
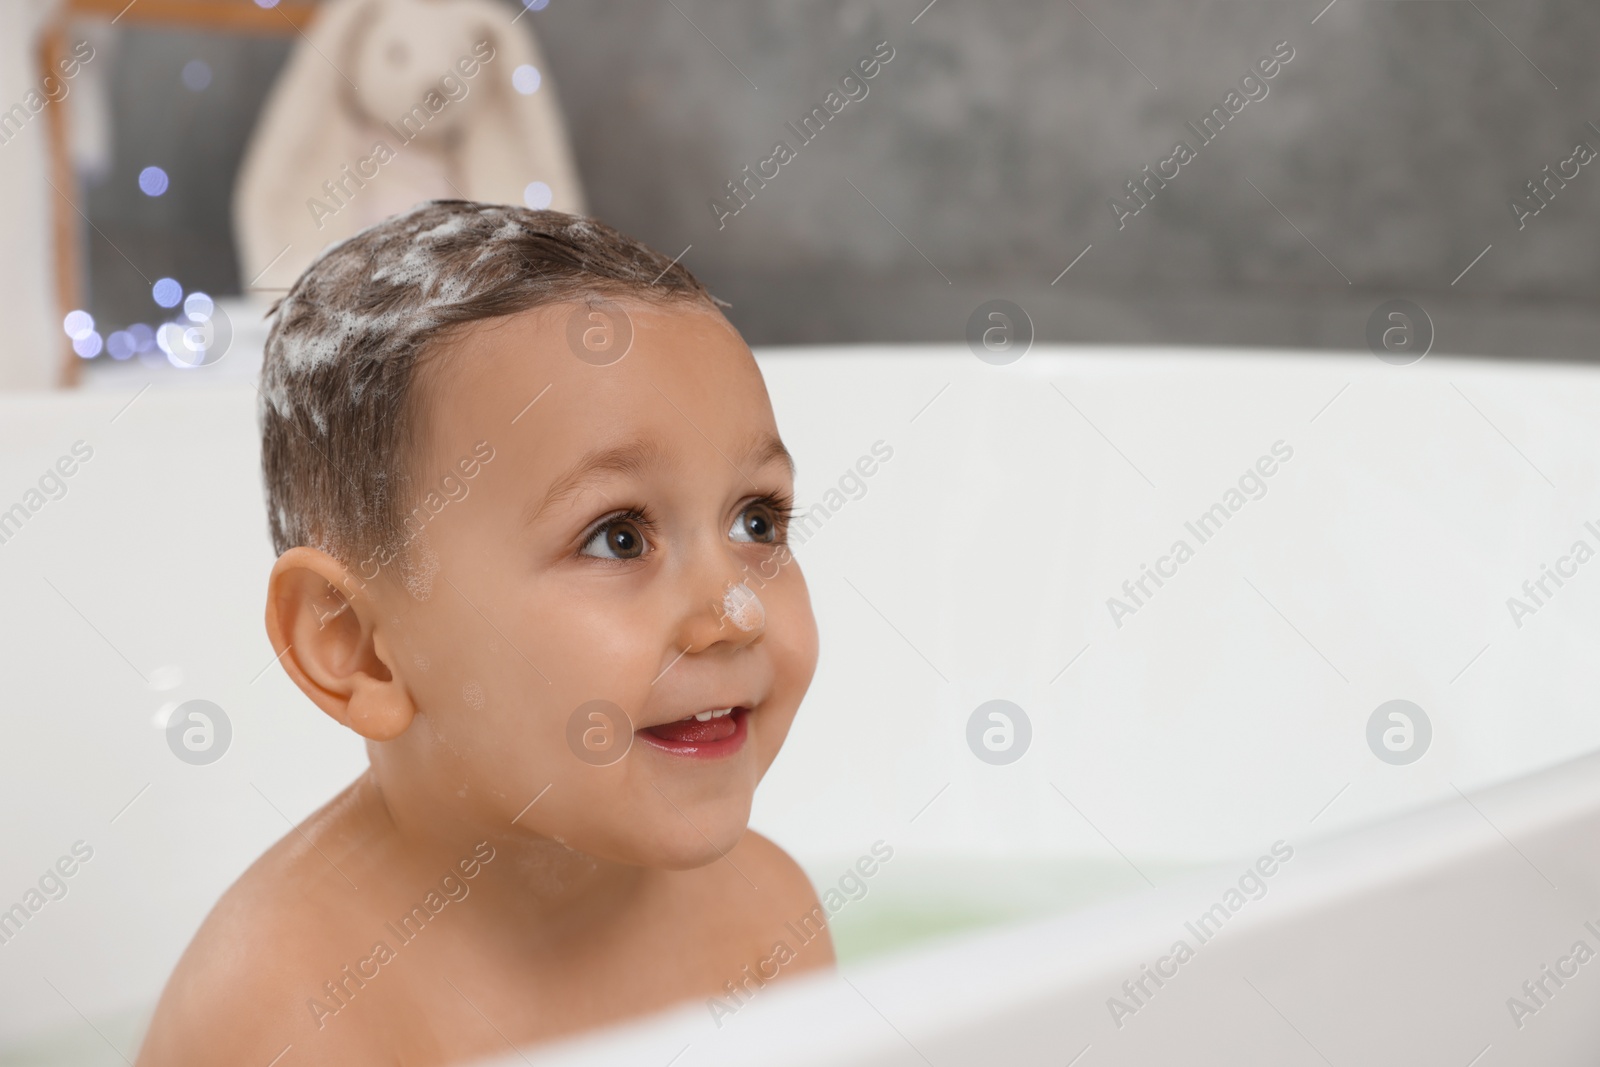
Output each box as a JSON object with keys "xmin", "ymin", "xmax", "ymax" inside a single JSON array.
[{"xmin": 265, "ymin": 546, "xmax": 416, "ymax": 741}]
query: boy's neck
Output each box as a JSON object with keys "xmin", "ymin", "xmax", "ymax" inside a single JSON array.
[{"xmin": 351, "ymin": 762, "xmax": 651, "ymax": 932}]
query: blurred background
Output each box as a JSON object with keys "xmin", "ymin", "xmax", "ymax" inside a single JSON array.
[
  {"xmin": 4, "ymin": 1, "xmax": 1600, "ymax": 1063},
  {"xmin": 2, "ymin": 0, "xmax": 1598, "ymax": 391}
]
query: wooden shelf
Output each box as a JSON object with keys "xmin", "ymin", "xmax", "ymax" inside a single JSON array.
[
  {"xmin": 44, "ymin": 0, "xmax": 321, "ymax": 385},
  {"xmin": 65, "ymin": 0, "xmax": 319, "ymax": 33}
]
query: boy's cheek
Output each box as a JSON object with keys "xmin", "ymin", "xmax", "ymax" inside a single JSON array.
[
  {"xmin": 780, "ymin": 559, "xmax": 819, "ymax": 657},
  {"xmin": 430, "ymin": 690, "xmax": 569, "ymax": 805},
  {"xmin": 751, "ymin": 687, "xmax": 803, "ymax": 781},
  {"xmin": 765, "ymin": 569, "xmax": 820, "ymax": 712}
]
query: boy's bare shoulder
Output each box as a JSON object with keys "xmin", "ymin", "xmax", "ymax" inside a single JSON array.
[
  {"xmin": 721, "ymin": 829, "xmax": 836, "ymax": 969},
  {"xmin": 728, "ymin": 830, "xmax": 818, "ymax": 907},
  {"xmin": 135, "ymin": 819, "xmax": 388, "ymax": 1065}
]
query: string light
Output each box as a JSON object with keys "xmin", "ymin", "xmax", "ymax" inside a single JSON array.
[
  {"xmin": 107, "ymin": 331, "xmax": 136, "ymax": 360},
  {"xmin": 152, "ymin": 278, "xmax": 183, "ymax": 308},
  {"xmin": 512, "ymin": 65, "xmax": 541, "ymax": 94},
  {"xmin": 62, "ymin": 309, "xmax": 93, "ymax": 340},
  {"xmin": 181, "ymin": 60, "xmax": 212, "ymax": 91},
  {"xmin": 183, "ymin": 292, "xmax": 214, "ymax": 320},
  {"xmin": 139, "ymin": 166, "xmax": 169, "ymax": 197}
]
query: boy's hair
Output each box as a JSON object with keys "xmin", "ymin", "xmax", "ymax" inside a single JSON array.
[{"xmin": 259, "ymin": 200, "xmax": 717, "ymax": 587}]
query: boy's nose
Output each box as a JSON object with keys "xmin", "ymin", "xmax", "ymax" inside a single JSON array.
[
  {"xmin": 681, "ymin": 576, "xmax": 766, "ymax": 653},
  {"xmin": 721, "ymin": 580, "xmax": 766, "ymax": 633}
]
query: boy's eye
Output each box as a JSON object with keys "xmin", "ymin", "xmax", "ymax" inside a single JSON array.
[
  {"xmin": 581, "ymin": 518, "xmax": 648, "ymax": 560},
  {"xmin": 730, "ymin": 502, "xmax": 779, "ymax": 544}
]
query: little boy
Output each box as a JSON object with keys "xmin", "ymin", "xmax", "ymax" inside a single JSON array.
[{"xmin": 136, "ymin": 202, "xmax": 832, "ymax": 1065}]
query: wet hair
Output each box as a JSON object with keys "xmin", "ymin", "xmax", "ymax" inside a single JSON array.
[{"xmin": 258, "ymin": 200, "xmax": 718, "ymax": 587}]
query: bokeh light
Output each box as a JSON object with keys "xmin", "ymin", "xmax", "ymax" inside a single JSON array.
[
  {"xmin": 512, "ymin": 65, "xmax": 541, "ymax": 94},
  {"xmin": 183, "ymin": 292, "xmax": 214, "ymax": 321},
  {"xmin": 107, "ymin": 331, "xmax": 136, "ymax": 360},
  {"xmin": 521, "ymin": 0, "xmax": 548, "ymax": 10},
  {"xmin": 62, "ymin": 309, "xmax": 93, "ymax": 340},
  {"xmin": 152, "ymin": 278, "xmax": 183, "ymax": 308},
  {"xmin": 139, "ymin": 166, "xmax": 169, "ymax": 197},
  {"xmin": 158, "ymin": 319, "xmax": 208, "ymax": 369},
  {"xmin": 252, "ymin": 0, "xmax": 279, "ymax": 8},
  {"xmin": 523, "ymin": 181, "xmax": 553, "ymax": 209},
  {"xmin": 72, "ymin": 331, "xmax": 103, "ymax": 359},
  {"xmin": 128, "ymin": 323, "xmax": 155, "ymax": 352},
  {"xmin": 181, "ymin": 60, "xmax": 212, "ymax": 91}
]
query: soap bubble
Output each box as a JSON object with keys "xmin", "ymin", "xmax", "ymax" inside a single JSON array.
[{"xmin": 148, "ymin": 664, "xmax": 184, "ymax": 691}]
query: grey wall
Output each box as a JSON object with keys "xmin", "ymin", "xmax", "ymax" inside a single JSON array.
[
  {"xmin": 87, "ymin": 0, "xmax": 1600, "ymax": 359},
  {"xmin": 84, "ymin": 25, "xmax": 291, "ymax": 322}
]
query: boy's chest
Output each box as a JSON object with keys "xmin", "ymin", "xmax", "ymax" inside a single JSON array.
[{"xmin": 376, "ymin": 887, "xmax": 788, "ymax": 1063}]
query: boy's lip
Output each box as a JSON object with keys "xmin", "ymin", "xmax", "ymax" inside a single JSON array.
[
  {"xmin": 640, "ymin": 700, "xmax": 758, "ymax": 731},
  {"xmin": 636, "ymin": 706, "xmax": 751, "ymax": 758}
]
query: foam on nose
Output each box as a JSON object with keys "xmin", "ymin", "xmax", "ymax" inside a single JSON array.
[{"xmin": 722, "ymin": 580, "xmax": 765, "ymax": 632}]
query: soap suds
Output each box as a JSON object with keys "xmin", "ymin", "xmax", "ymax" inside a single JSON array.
[
  {"xmin": 462, "ymin": 680, "xmax": 484, "ymax": 710},
  {"xmin": 401, "ymin": 527, "xmax": 440, "ymax": 601},
  {"xmin": 722, "ymin": 580, "xmax": 765, "ymax": 632},
  {"xmin": 259, "ymin": 199, "xmax": 684, "ymax": 571},
  {"xmin": 264, "ymin": 202, "xmax": 548, "ymax": 391},
  {"xmin": 415, "ymin": 214, "xmax": 470, "ymax": 242}
]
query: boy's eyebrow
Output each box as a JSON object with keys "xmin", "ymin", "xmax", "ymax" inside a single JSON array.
[
  {"xmin": 524, "ymin": 432, "xmax": 794, "ymax": 527},
  {"xmin": 743, "ymin": 432, "xmax": 796, "ymax": 480},
  {"xmin": 526, "ymin": 438, "xmax": 664, "ymax": 527}
]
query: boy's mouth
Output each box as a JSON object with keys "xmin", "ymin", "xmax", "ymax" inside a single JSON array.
[{"xmin": 638, "ymin": 706, "xmax": 749, "ymax": 756}]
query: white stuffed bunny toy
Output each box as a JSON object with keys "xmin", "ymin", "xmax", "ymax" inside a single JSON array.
[{"xmin": 234, "ymin": 0, "xmax": 585, "ymax": 292}]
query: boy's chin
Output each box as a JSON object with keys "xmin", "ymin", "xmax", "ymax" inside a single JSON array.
[{"xmin": 631, "ymin": 810, "xmax": 753, "ymax": 871}]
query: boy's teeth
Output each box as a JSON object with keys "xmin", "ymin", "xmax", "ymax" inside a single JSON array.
[{"xmin": 686, "ymin": 707, "xmax": 734, "ymax": 722}]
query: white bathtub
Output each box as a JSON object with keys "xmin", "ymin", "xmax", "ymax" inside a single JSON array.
[{"xmin": 3, "ymin": 337, "xmax": 1599, "ymax": 1063}]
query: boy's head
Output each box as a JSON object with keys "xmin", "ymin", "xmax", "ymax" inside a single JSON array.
[{"xmin": 260, "ymin": 201, "xmax": 817, "ymax": 871}]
